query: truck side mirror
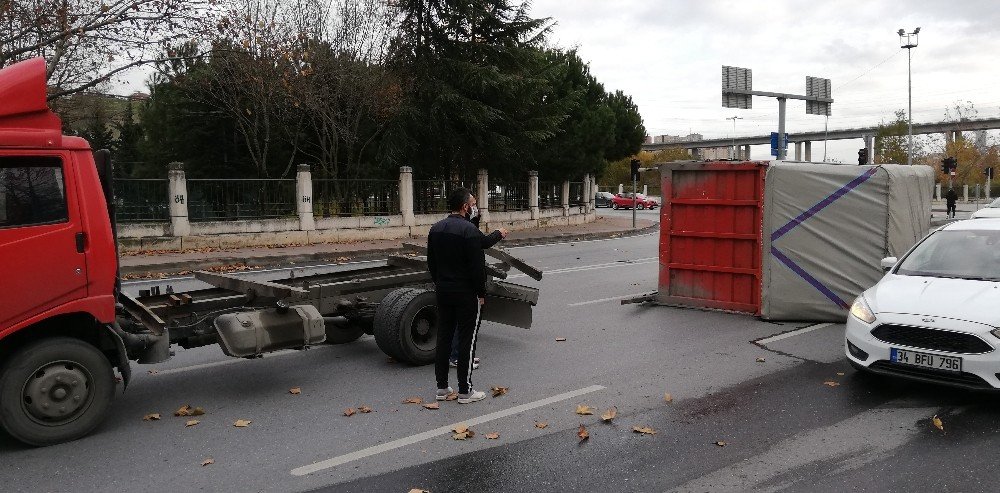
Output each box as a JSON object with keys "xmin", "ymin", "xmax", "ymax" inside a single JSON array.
[{"xmin": 880, "ymin": 257, "xmax": 898, "ymax": 272}]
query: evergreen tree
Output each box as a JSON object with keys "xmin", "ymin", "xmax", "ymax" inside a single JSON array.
[{"xmin": 113, "ymin": 100, "xmax": 146, "ymax": 177}]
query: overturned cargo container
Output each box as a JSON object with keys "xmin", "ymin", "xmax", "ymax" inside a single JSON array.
[{"xmin": 656, "ymin": 160, "xmax": 934, "ymax": 322}]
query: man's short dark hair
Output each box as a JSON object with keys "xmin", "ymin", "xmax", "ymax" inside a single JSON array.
[{"xmin": 448, "ymin": 187, "xmax": 473, "ymax": 212}]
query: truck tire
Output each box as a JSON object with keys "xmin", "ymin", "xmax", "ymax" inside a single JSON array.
[
  {"xmin": 373, "ymin": 288, "xmax": 438, "ymax": 365},
  {"xmin": 0, "ymin": 337, "xmax": 115, "ymax": 446}
]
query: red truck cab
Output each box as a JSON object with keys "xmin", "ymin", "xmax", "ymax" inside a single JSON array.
[{"xmin": 0, "ymin": 58, "xmax": 126, "ymax": 446}]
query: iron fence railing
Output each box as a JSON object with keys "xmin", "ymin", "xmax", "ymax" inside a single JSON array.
[
  {"xmin": 538, "ymin": 181, "xmax": 562, "ymax": 209},
  {"xmin": 187, "ymin": 179, "xmax": 296, "ymax": 222},
  {"xmin": 312, "ymin": 179, "xmax": 400, "ymax": 217},
  {"xmin": 490, "ymin": 182, "xmax": 530, "ymax": 212},
  {"xmin": 113, "ymin": 179, "xmax": 169, "ymax": 223},
  {"xmin": 413, "ymin": 179, "xmax": 478, "ymax": 214},
  {"xmin": 568, "ymin": 182, "xmax": 586, "ymax": 206}
]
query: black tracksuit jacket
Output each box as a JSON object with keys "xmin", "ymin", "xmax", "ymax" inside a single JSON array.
[{"xmin": 427, "ymin": 214, "xmax": 502, "ymax": 297}]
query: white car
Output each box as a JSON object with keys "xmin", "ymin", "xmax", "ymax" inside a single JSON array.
[
  {"xmin": 971, "ymin": 197, "xmax": 1000, "ymax": 219},
  {"xmin": 846, "ymin": 218, "xmax": 1000, "ymax": 389}
]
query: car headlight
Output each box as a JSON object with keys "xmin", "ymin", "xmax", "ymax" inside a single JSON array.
[{"xmin": 849, "ymin": 297, "xmax": 876, "ymax": 324}]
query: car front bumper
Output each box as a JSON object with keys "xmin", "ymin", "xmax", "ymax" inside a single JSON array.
[{"xmin": 845, "ymin": 312, "xmax": 1000, "ymax": 390}]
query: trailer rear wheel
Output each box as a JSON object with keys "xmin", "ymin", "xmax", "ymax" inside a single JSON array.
[
  {"xmin": 373, "ymin": 288, "xmax": 438, "ymax": 365},
  {"xmin": 0, "ymin": 337, "xmax": 115, "ymax": 446}
]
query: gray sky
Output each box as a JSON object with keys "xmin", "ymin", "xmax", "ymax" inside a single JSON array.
[{"xmin": 531, "ymin": 0, "xmax": 1000, "ymax": 162}]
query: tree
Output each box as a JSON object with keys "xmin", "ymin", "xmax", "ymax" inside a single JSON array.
[
  {"xmin": 874, "ymin": 109, "xmax": 922, "ymax": 165},
  {"xmin": 78, "ymin": 98, "xmax": 114, "ymax": 152},
  {"xmin": 604, "ymin": 90, "xmax": 645, "ymax": 163},
  {"xmin": 112, "ymin": 99, "xmax": 145, "ymax": 177},
  {"xmin": 0, "ymin": 0, "xmax": 211, "ymax": 99}
]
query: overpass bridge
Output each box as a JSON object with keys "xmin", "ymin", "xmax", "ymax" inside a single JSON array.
[{"xmin": 641, "ymin": 117, "xmax": 1000, "ymax": 162}]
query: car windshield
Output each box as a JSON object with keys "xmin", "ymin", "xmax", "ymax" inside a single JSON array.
[{"xmin": 896, "ymin": 230, "xmax": 1000, "ymax": 281}]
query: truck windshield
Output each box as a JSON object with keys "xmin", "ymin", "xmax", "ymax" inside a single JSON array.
[{"xmin": 896, "ymin": 230, "xmax": 1000, "ymax": 281}]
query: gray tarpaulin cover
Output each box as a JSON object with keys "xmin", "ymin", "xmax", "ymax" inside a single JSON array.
[{"xmin": 761, "ymin": 162, "xmax": 934, "ymax": 321}]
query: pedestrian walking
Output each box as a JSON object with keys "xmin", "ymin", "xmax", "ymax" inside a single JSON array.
[
  {"xmin": 945, "ymin": 187, "xmax": 958, "ymax": 218},
  {"xmin": 449, "ymin": 203, "xmax": 508, "ymax": 369},
  {"xmin": 427, "ymin": 188, "xmax": 507, "ymax": 404}
]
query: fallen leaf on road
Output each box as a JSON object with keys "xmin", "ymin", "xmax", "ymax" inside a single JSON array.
[
  {"xmin": 485, "ymin": 432, "xmax": 500, "ymax": 439},
  {"xmin": 201, "ymin": 458, "xmax": 214, "ymax": 467},
  {"xmin": 174, "ymin": 405, "xmax": 205, "ymax": 417},
  {"xmin": 453, "ymin": 427, "xmax": 476, "ymax": 440},
  {"xmin": 755, "ymin": 357, "xmax": 766, "ymax": 363},
  {"xmin": 932, "ymin": 415, "xmax": 944, "ymax": 432},
  {"xmin": 289, "ymin": 387, "xmax": 301, "ymax": 395},
  {"xmin": 632, "ymin": 426, "xmax": 657, "ymax": 435},
  {"xmin": 422, "ymin": 402, "xmax": 440, "ymax": 410},
  {"xmin": 403, "ymin": 397, "xmax": 424, "ymax": 404},
  {"xmin": 445, "ymin": 392, "xmax": 458, "ymax": 401},
  {"xmin": 715, "ymin": 441, "xmax": 727, "ymax": 447},
  {"xmin": 142, "ymin": 413, "xmax": 161, "ymax": 421},
  {"xmin": 836, "ymin": 372, "xmax": 845, "ymax": 376},
  {"xmin": 185, "ymin": 419, "xmax": 200, "ymax": 427},
  {"xmin": 535, "ymin": 421, "xmax": 548, "ymax": 429},
  {"xmin": 491, "ymin": 386, "xmax": 508, "ymax": 397},
  {"xmin": 234, "ymin": 419, "xmax": 251, "ymax": 428},
  {"xmin": 344, "ymin": 408, "xmax": 356, "ymax": 417},
  {"xmin": 555, "ymin": 337, "xmax": 567, "ymax": 342},
  {"xmin": 664, "ymin": 393, "xmax": 674, "ymax": 403},
  {"xmin": 408, "ymin": 489, "xmax": 429, "ymax": 493},
  {"xmin": 359, "ymin": 406, "xmax": 373, "ymax": 413},
  {"xmin": 601, "ymin": 407, "xmax": 617, "ymax": 422},
  {"xmin": 577, "ymin": 424, "xmax": 589, "ymax": 442},
  {"xmin": 576, "ymin": 404, "xmax": 594, "ymax": 415},
  {"xmin": 823, "ymin": 381, "xmax": 840, "ymax": 387}
]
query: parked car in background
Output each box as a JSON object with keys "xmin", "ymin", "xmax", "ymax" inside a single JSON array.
[
  {"xmin": 611, "ymin": 193, "xmax": 658, "ymax": 210},
  {"xmin": 845, "ymin": 219, "xmax": 1000, "ymax": 389},
  {"xmin": 595, "ymin": 191, "xmax": 615, "ymax": 207},
  {"xmin": 971, "ymin": 197, "xmax": 1000, "ymax": 218}
]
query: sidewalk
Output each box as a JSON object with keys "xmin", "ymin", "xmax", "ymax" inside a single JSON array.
[{"xmin": 120, "ymin": 214, "xmax": 658, "ymax": 277}]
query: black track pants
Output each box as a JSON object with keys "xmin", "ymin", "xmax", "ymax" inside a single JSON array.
[{"xmin": 435, "ymin": 291, "xmax": 481, "ymax": 394}]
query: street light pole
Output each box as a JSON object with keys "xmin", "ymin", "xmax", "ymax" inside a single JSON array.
[
  {"xmin": 899, "ymin": 27, "xmax": 920, "ymax": 166},
  {"xmin": 726, "ymin": 115, "xmax": 742, "ymax": 159}
]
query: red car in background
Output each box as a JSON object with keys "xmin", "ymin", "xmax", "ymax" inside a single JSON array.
[{"xmin": 611, "ymin": 193, "xmax": 658, "ymax": 210}]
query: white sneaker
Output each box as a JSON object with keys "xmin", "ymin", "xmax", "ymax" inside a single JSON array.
[
  {"xmin": 458, "ymin": 389, "xmax": 486, "ymax": 404},
  {"xmin": 436, "ymin": 387, "xmax": 454, "ymax": 401}
]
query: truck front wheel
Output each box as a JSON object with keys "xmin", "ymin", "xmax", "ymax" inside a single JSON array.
[
  {"xmin": 373, "ymin": 288, "xmax": 438, "ymax": 365},
  {"xmin": 0, "ymin": 337, "xmax": 116, "ymax": 446}
]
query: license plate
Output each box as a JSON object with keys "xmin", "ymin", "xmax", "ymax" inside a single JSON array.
[{"xmin": 890, "ymin": 348, "xmax": 963, "ymax": 372}]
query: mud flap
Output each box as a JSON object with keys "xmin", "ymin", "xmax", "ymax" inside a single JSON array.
[{"xmin": 106, "ymin": 327, "xmax": 131, "ymax": 391}]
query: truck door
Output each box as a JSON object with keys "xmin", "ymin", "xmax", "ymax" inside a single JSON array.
[{"xmin": 0, "ymin": 153, "xmax": 88, "ymax": 330}]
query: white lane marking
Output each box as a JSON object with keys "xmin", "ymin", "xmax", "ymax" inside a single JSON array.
[
  {"xmin": 290, "ymin": 384, "xmax": 606, "ymax": 476},
  {"xmin": 148, "ymin": 346, "xmax": 333, "ymax": 376},
  {"xmin": 755, "ymin": 323, "xmax": 836, "ymax": 346},
  {"xmin": 507, "ymin": 231, "xmax": 657, "ymax": 249},
  {"xmin": 668, "ymin": 405, "xmax": 938, "ymax": 493},
  {"xmin": 569, "ymin": 293, "xmax": 651, "ymax": 307},
  {"xmin": 508, "ymin": 258, "xmax": 657, "ymax": 280}
]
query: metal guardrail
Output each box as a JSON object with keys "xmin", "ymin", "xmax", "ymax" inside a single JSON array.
[
  {"xmin": 414, "ymin": 179, "xmax": 478, "ymax": 214},
  {"xmin": 113, "ymin": 179, "xmax": 169, "ymax": 223},
  {"xmin": 187, "ymin": 179, "xmax": 296, "ymax": 222},
  {"xmin": 313, "ymin": 179, "xmax": 400, "ymax": 217}
]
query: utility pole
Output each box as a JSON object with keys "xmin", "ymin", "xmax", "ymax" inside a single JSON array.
[
  {"xmin": 898, "ymin": 27, "xmax": 920, "ymax": 165},
  {"xmin": 726, "ymin": 115, "xmax": 742, "ymax": 159}
]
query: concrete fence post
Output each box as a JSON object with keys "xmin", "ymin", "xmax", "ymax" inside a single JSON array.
[
  {"xmin": 399, "ymin": 166, "xmax": 415, "ymax": 227},
  {"xmin": 561, "ymin": 180, "xmax": 570, "ymax": 216},
  {"xmin": 642, "ymin": 184, "xmax": 648, "ymax": 196},
  {"xmin": 477, "ymin": 169, "xmax": 490, "ymax": 229},
  {"xmin": 935, "ymin": 183, "xmax": 941, "ymax": 201},
  {"xmin": 618, "ymin": 183, "xmax": 624, "ymax": 194},
  {"xmin": 583, "ymin": 174, "xmax": 592, "ymax": 212},
  {"xmin": 167, "ymin": 162, "xmax": 190, "ymax": 237},
  {"xmin": 528, "ymin": 171, "xmax": 539, "ymax": 220},
  {"xmin": 591, "ymin": 176, "xmax": 598, "ymax": 212},
  {"xmin": 963, "ymin": 184, "xmax": 969, "ymax": 202},
  {"xmin": 296, "ymin": 164, "xmax": 315, "ymax": 231}
]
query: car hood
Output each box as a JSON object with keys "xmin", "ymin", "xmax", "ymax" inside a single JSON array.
[
  {"xmin": 971, "ymin": 208, "xmax": 1000, "ymax": 218},
  {"xmin": 868, "ymin": 275, "xmax": 1000, "ymax": 327}
]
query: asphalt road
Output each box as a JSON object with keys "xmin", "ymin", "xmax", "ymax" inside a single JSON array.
[{"xmin": 2, "ymin": 210, "xmax": 994, "ymax": 492}]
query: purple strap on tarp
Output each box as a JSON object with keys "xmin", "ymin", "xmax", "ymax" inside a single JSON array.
[
  {"xmin": 771, "ymin": 167, "xmax": 879, "ymax": 242},
  {"xmin": 770, "ymin": 246, "xmax": 851, "ymax": 309}
]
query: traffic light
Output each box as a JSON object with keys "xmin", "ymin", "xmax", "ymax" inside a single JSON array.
[
  {"xmin": 857, "ymin": 148, "xmax": 867, "ymax": 165},
  {"xmin": 986, "ymin": 167, "xmax": 993, "ymax": 180},
  {"xmin": 630, "ymin": 159, "xmax": 641, "ymax": 181},
  {"xmin": 941, "ymin": 157, "xmax": 957, "ymax": 174}
]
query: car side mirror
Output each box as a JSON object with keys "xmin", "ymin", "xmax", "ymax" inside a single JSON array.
[{"xmin": 880, "ymin": 257, "xmax": 898, "ymax": 272}]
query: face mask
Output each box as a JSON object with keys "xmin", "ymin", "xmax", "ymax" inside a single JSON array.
[{"xmin": 469, "ymin": 205, "xmax": 479, "ymax": 220}]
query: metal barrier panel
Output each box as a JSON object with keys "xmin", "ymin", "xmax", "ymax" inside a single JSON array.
[
  {"xmin": 187, "ymin": 179, "xmax": 296, "ymax": 222},
  {"xmin": 568, "ymin": 182, "xmax": 586, "ymax": 206},
  {"xmin": 657, "ymin": 161, "xmax": 765, "ymax": 314},
  {"xmin": 491, "ymin": 182, "xmax": 530, "ymax": 211},
  {"xmin": 538, "ymin": 182, "xmax": 561, "ymax": 209},
  {"xmin": 113, "ymin": 179, "xmax": 169, "ymax": 223},
  {"xmin": 413, "ymin": 179, "xmax": 478, "ymax": 214},
  {"xmin": 313, "ymin": 179, "xmax": 400, "ymax": 217}
]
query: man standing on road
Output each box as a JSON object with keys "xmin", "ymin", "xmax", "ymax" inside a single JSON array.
[
  {"xmin": 945, "ymin": 187, "xmax": 959, "ymax": 218},
  {"xmin": 427, "ymin": 188, "xmax": 507, "ymax": 404}
]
